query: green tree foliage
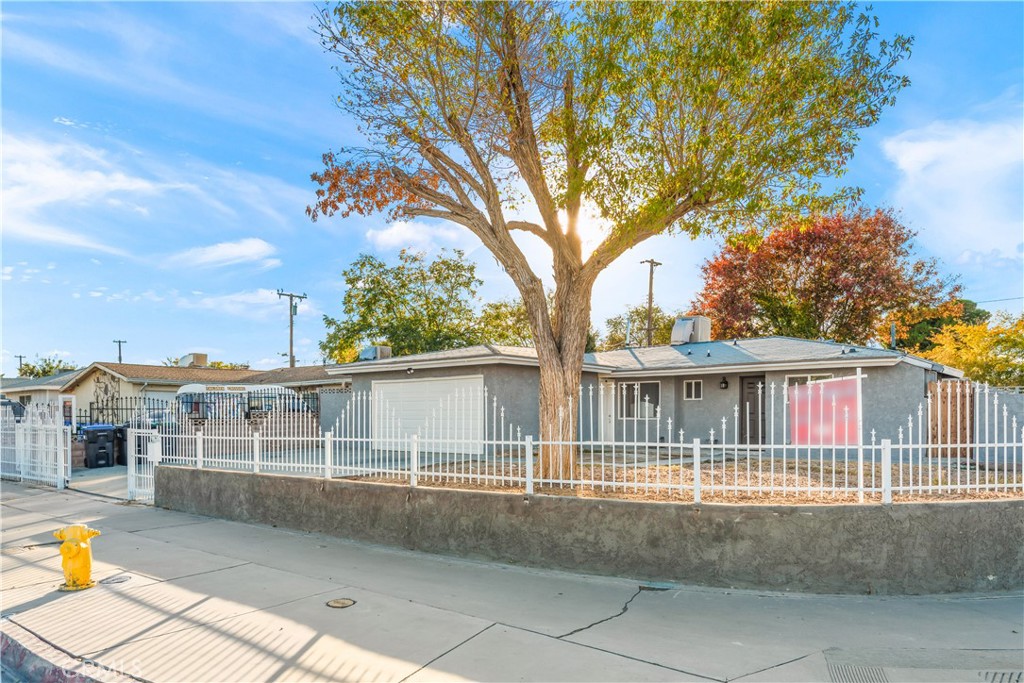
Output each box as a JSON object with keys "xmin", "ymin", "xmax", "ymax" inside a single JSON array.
[
  {"xmin": 18, "ymin": 356, "xmax": 78, "ymax": 378},
  {"xmin": 477, "ymin": 298, "xmax": 534, "ymax": 347},
  {"xmin": 161, "ymin": 357, "xmax": 250, "ymax": 369},
  {"xmin": 310, "ymin": 2, "xmax": 911, "ymax": 471},
  {"xmin": 897, "ymin": 299, "xmax": 990, "ymax": 352},
  {"xmin": 207, "ymin": 361, "xmax": 251, "ymax": 370},
  {"xmin": 691, "ymin": 209, "xmax": 958, "ymax": 344},
  {"xmin": 600, "ymin": 305, "xmax": 680, "ymax": 351},
  {"xmin": 920, "ymin": 314, "xmax": 1024, "ymax": 386},
  {"xmin": 322, "ymin": 249, "xmax": 482, "ymax": 360}
]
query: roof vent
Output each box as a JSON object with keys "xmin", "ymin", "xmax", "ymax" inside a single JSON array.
[
  {"xmin": 670, "ymin": 316, "xmax": 712, "ymax": 345},
  {"xmin": 357, "ymin": 345, "xmax": 392, "ymax": 362},
  {"xmin": 179, "ymin": 353, "xmax": 208, "ymax": 368}
]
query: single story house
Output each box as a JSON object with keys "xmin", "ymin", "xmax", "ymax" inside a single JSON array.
[
  {"xmin": 3, "ymin": 356, "xmax": 351, "ymax": 426},
  {"xmin": 322, "ymin": 320, "xmax": 969, "ymax": 446}
]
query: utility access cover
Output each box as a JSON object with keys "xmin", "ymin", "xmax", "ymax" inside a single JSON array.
[{"xmin": 326, "ymin": 598, "xmax": 356, "ymax": 609}]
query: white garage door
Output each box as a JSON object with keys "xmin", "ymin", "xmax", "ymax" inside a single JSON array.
[{"xmin": 372, "ymin": 376, "xmax": 484, "ymax": 455}]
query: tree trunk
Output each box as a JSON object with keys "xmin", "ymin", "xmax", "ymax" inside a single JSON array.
[{"xmin": 533, "ymin": 278, "xmax": 593, "ymax": 482}]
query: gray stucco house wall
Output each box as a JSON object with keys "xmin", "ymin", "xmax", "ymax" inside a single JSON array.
[
  {"xmin": 320, "ymin": 355, "xmax": 602, "ymax": 438},
  {"xmin": 610, "ymin": 361, "xmax": 939, "ymax": 446},
  {"xmin": 320, "ymin": 339, "xmax": 996, "ymax": 448}
]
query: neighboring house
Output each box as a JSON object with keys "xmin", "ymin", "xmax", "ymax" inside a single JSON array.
[
  {"xmin": 248, "ymin": 365, "xmax": 353, "ymax": 412},
  {"xmin": 323, "ymin": 323, "xmax": 967, "ymax": 445},
  {"xmin": 0, "ymin": 369, "xmax": 85, "ymax": 408},
  {"xmin": 2, "ymin": 358, "xmax": 351, "ymax": 425},
  {"xmin": 64, "ymin": 362, "xmax": 261, "ymax": 410}
]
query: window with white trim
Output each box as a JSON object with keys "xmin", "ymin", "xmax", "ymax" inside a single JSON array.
[
  {"xmin": 785, "ymin": 374, "xmax": 833, "ymax": 386},
  {"xmin": 683, "ymin": 379, "xmax": 703, "ymax": 400},
  {"xmin": 618, "ymin": 382, "xmax": 660, "ymax": 419}
]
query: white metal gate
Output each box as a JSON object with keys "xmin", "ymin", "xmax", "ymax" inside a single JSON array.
[
  {"xmin": 0, "ymin": 405, "xmax": 70, "ymax": 489},
  {"xmin": 127, "ymin": 428, "xmax": 161, "ymax": 503}
]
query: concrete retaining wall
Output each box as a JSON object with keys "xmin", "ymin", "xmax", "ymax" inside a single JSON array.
[{"xmin": 155, "ymin": 467, "xmax": 1024, "ymax": 595}]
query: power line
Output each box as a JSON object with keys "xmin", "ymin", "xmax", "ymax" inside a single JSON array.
[
  {"xmin": 14, "ymin": 355, "xmax": 26, "ymax": 374},
  {"xmin": 113, "ymin": 339, "xmax": 127, "ymax": 363},
  {"xmin": 973, "ymin": 296, "xmax": 1023, "ymax": 304},
  {"xmin": 277, "ymin": 289, "xmax": 307, "ymax": 368},
  {"xmin": 640, "ymin": 259, "xmax": 662, "ymax": 347}
]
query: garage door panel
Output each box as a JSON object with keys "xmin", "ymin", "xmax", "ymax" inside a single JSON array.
[{"xmin": 372, "ymin": 377, "xmax": 484, "ymax": 455}]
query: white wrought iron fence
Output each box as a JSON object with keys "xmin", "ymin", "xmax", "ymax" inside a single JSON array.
[
  {"xmin": 1, "ymin": 404, "xmax": 71, "ymax": 490},
  {"xmin": 125, "ymin": 377, "xmax": 1023, "ymax": 504}
]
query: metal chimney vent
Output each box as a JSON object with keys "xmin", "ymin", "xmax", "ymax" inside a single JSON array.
[{"xmin": 670, "ymin": 316, "xmax": 713, "ymax": 345}]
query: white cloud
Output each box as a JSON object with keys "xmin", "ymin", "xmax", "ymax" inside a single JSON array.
[
  {"xmin": 1, "ymin": 267, "xmax": 12, "ymax": 281},
  {"xmin": 166, "ymin": 237, "xmax": 281, "ymax": 270},
  {"xmin": 0, "ymin": 133, "xmax": 176, "ymax": 255},
  {"xmin": 176, "ymin": 288, "xmax": 322, "ymax": 321},
  {"xmin": 365, "ymin": 220, "xmax": 463, "ymax": 252},
  {"xmin": 251, "ymin": 356, "xmax": 287, "ymax": 370},
  {"xmin": 882, "ymin": 115, "xmax": 1024, "ymax": 260},
  {"xmin": 176, "ymin": 288, "xmax": 284, "ymax": 321}
]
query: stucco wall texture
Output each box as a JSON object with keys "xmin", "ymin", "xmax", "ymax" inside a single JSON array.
[
  {"xmin": 156, "ymin": 467, "xmax": 1023, "ymax": 596},
  {"xmin": 320, "ymin": 360, "xmax": 955, "ymax": 446}
]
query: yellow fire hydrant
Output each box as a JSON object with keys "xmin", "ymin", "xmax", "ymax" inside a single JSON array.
[{"xmin": 54, "ymin": 524, "xmax": 101, "ymax": 591}]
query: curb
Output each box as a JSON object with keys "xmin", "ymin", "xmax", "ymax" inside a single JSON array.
[{"xmin": 1, "ymin": 618, "xmax": 139, "ymax": 683}]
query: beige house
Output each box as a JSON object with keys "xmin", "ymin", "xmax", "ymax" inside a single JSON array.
[{"xmin": 1, "ymin": 359, "xmax": 350, "ymax": 426}]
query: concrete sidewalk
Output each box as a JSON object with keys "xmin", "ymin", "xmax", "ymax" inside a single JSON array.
[{"xmin": 1, "ymin": 483, "xmax": 1021, "ymax": 683}]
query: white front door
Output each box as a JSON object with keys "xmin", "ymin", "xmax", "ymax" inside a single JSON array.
[{"xmin": 601, "ymin": 379, "xmax": 616, "ymax": 441}]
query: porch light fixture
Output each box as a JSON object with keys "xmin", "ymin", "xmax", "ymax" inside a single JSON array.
[{"xmin": 719, "ymin": 377, "xmax": 729, "ymax": 390}]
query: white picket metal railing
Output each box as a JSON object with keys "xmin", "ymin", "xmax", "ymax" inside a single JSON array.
[
  {"xmin": 124, "ymin": 377, "xmax": 1023, "ymax": 504},
  {"xmin": 1, "ymin": 404, "xmax": 70, "ymax": 490}
]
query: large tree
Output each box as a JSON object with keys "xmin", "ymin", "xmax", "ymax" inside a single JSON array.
[
  {"xmin": 322, "ymin": 249, "xmax": 482, "ymax": 360},
  {"xmin": 600, "ymin": 304, "xmax": 680, "ymax": 351},
  {"xmin": 18, "ymin": 356, "xmax": 78, "ymax": 378},
  {"xmin": 920, "ymin": 314, "xmax": 1024, "ymax": 387},
  {"xmin": 309, "ymin": 2, "xmax": 911, "ymax": 474},
  {"xmin": 895, "ymin": 299, "xmax": 989, "ymax": 353},
  {"xmin": 690, "ymin": 209, "xmax": 957, "ymax": 343},
  {"xmin": 477, "ymin": 297, "xmax": 535, "ymax": 347}
]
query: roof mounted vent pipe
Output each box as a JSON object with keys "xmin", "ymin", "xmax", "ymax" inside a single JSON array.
[
  {"xmin": 670, "ymin": 316, "xmax": 712, "ymax": 345},
  {"xmin": 357, "ymin": 346, "xmax": 392, "ymax": 362}
]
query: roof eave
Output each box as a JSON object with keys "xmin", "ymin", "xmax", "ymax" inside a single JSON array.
[
  {"xmin": 330, "ymin": 355, "xmax": 613, "ymax": 375},
  {"xmin": 607, "ymin": 356, "xmax": 902, "ymax": 378}
]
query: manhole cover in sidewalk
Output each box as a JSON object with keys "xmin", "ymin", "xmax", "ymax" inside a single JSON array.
[
  {"xmin": 326, "ymin": 598, "xmax": 356, "ymax": 609},
  {"xmin": 100, "ymin": 575, "xmax": 132, "ymax": 585}
]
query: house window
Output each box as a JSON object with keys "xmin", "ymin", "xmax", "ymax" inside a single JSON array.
[
  {"xmin": 619, "ymin": 382, "xmax": 660, "ymax": 419},
  {"xmin": 785, "ymin": 374, "xmax": 833, "ymax": 386},
  {"xmin": 683, "ymin": 380, "xmax": 703, "ymax": 400}
]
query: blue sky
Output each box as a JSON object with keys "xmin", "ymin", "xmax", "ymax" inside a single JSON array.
[{"xmin": 2, "ymin": 2, "xmax": 1022, "ymax": 376}]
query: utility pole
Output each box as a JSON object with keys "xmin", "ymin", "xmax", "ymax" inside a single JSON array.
[
  {"xmin": 14, "ymin": 355, "xmax": 26, "ymax": 375},
  {"xmin": 640, "ymin": 259, "xmax": 662, "ymax": 347},
  {"xmin": 276, "ymin": 289, "xmax": 307, "ymax": 368},
  {"xmin": 113, "ymin": 340, "xmax": 126, "ymax": 363}
]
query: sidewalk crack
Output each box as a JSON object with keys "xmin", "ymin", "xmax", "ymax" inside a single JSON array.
[
  {"xmin": 558, "ymin": 586, "xmax": 644, "ymax": 639},
  {"xmin": 398, "ymin": 622, "xmax": 496, "ymax": 683}
]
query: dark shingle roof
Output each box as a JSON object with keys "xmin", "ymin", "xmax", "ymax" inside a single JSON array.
[
  {"xmin": 91, "ymin": 363, "xmax": 261, "ymax": 384},
  {"xmin": 251, "ymin": 365, "xmax": 350, "ymax": 386},
  {"xmin": 0, "ymin": 369, "xmax": 85, "ymax": 390}
]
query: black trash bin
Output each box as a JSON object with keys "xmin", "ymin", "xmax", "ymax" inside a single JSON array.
[
  {"xmin": 114, "ymin": 426, "xmax": 127, "ymax": 466},
  {"xmin": 82, "ymin": 424, "xmax": 115, "ymax": 468}
]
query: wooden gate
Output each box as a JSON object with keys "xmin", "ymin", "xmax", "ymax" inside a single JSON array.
[{"xmin": 929, "ymin": 380, "xmax": 973, "ymax": 457}]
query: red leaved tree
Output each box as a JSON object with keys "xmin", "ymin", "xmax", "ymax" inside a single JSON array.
[{"xmin": 690, "ymin": 209, "xmax": 960, "ymax": 344}]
